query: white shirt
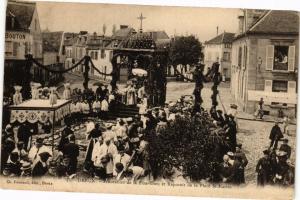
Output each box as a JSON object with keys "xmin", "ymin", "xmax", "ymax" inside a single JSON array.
[
  {"xmin": 70, "ymin": 103, "xmax": 77, "ymax": 113},
  {"xmin": 92, "ymin": 142, "xmax": 117, "ymax": 174},
  {"xmin": 82, "ymin": 102, "xmax": 90, "ymax": 113},
  {"xmin": 129, "ymin": 166, "xmax": 145, "ymax": 180},
  {"xmin": 74, "ymin": 102, "xmax": 82, "ymax": 113},
  {"xmin": 113, "ymin": 153, "xmax": 131, "ymax": 176},
  {"xmin": 115, "ymin": 125, "xmax": 127, "ymax": 139},
  {"xmin": 108, "ymin": 94, "xmax": 115, "ymax": 103},
  {"xmin": 101, "ymin": 99, "xmax": 109, "ymax": 111},
  {"xmin": 92, "ymin": 101, "xmax": 101, "ymax": 111},
  {"xmin": 137, "ymin": 87, "xmax": 145, "ymax": 99},
  {"xmin": 28, "ymin": 145, "xmax": 52, "ymax": 163}
]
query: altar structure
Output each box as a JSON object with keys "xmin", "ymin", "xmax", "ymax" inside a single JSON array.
[{"xmin": 9, "ymin": 99, "xmax": 71, "ymax": 124}]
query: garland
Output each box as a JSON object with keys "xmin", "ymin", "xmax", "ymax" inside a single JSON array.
[
  {"xmin": 29, "ymin": 56, "xmax": 85, "ymax": 74},
  {"xmin": 89, "ymin": 58, "xmax": 113, "ymax": 76}
]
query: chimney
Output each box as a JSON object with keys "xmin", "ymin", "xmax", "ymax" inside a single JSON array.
[
  {"xmin": 216, "ymin": 26, "xmax": 219, "ymax": 36},
  {"xmin": 238, "ymin": 13, "xmax": 244, "ymax": 34},
  {"xmin": 245, "ymin": 9, "xmax": 265, "ymax": 31}
]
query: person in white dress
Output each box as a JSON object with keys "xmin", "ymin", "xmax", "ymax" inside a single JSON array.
[
  {"xmin": 126, "ymin": 84, "xmax": 137, "ymax": 106},
  {"xmin": 81, "ymin": 100, "xmax": 90, "ymax": 118},
  {"xmin": 92, "ymin": 99, "xmax": 101, "ymax": 118},
  {"xmin": 63, "ymin": 83, "xmax": 71, "ymax": 100},
  {"xmin": 13, "ymin": 86, "xmax": 23, "ymax": 105},
  {"xmin": 92, "ymin": 137, "xmax": 118, "ymax": 179},
  {"xmin": 101, "ymin": 97, "xmax": 109, "ymax": 119}
]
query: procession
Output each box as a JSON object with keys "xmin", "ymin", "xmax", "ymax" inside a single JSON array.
[{"xmin": 1, "ymin": 0, "xmax": 298, "ymax": 193}]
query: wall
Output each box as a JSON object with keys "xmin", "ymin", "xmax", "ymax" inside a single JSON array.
[
  {"xmin": 29, "ymin": 7, "xmax": 43, "ymax": 60},
  {"xmin": 43, "ymin": 52, "xmax": 58, "ymax": 65},
  {"xmin": 5, "ymin": 31, "xmax": 31, "ymax": 60},
  {"xmin": 204, "ymin": 43, "xmax": 232, "ymax": 79},
  {"xmin": 231, "ymin": 34, "xmax": 298, "ymax": 117},
  {"xmin": 88, "ymin": 49, "xmax": 113, "ymax": 81}
]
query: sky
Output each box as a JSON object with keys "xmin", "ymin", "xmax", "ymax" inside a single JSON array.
[{"xmin": 36, "ymin": 1, "xmax": 241, "ymax": 42}]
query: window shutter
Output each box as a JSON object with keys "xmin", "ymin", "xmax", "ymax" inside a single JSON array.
[
  {"xmin": 288, "ymin": 46, "xmax": 295, "ymax": 72},
  {"xmin": 266, "ymin": 45, "xmax": 274, "ymax": 71},
  {"xmin": 288, "ymin": 81, "xmax": 296, "ymax": 93},
  {"xmin": 264, "ymin": 80, "xmax": 272, "ymax": 92}
]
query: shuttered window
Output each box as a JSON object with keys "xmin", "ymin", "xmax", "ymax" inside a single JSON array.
[
  {"xmin": 288, "ymin": 81, "xmax": 296, "ymax": 93},
  {"xmin": 288, "ymin": 46, "xmax": 295, "ymax": 72},
  {"xmin": 264, "ymin": 80, "xmax": 272, "ymax": 92},
  {"xmin": 266, "ymin": 45, "xmax": 274, "ymax": 70}
]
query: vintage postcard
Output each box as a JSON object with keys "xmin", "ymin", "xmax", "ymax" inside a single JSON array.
[{"xmin": 0, "ymin": 0, "xmax": 298, "ymax": 199}]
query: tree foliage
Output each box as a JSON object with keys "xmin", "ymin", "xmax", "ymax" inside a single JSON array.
[
  {"xmin": 169, "ymin": 35, "xmax": 203, "ymax": 66},
  {"xmin": 147, "ymin": 113, "xmax": 230, "ymax": 182}
]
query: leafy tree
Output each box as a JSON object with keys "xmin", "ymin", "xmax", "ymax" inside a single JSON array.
[
  {"xmin": 147, "ymin": 113, "xmax": 230, "ymax": 182},
  {"xmin": 169, "ymin": 35, "xmax": 203, "ymax": 68}
]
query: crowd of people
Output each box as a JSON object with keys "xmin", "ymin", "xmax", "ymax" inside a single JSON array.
[{"xmin": 0, "ymin": 83, "xmax": 295, "ymax": 187}]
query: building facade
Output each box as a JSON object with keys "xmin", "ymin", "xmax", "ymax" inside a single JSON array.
[
  {"xmin": 204, "ymin": 32, "xmax": 235, "ymax": 80},
  {"xmin": 5, "ymin": 0, "xmax": 43, "ymax": 96},
  {"xmin": 231, "ymin": 9, "xmax": 299, "ymax": 118},
  {"xmin": 87, "ymin": 32, "xmax": 113, "ymax": 81}
]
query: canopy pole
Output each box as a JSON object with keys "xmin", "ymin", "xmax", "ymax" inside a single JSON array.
[{"xmin": 52, "ymin": 110, "xmax": 55, "ymax": 156}]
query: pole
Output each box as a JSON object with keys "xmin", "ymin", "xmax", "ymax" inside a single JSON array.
[
  {"xmin": 83, "ymin": 56, "xmax": 90, "ymax": 90},
  {"xmin": 52, "ymin": 110, "xmax": 55, "ymax": 156}
]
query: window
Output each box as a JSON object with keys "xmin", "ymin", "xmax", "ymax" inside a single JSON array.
[
  {"xmin": 101, "ymin": 49, "xmax": 105, "ymax": 59},
  {"xmin": 5, "ymin": 41, "xmax": 13, "ymax": 56},
  {"xmin": 224, "ymin": 43, "xmax": 231, "ymax": 48},
  {"xmin": 207, "ymin": 52, "xmax": 211, "ymax": 61},
  {"xmin": 109, "ymin": 51, "xmax": 113, "ymax": 61},
  {"xmin": 266, "ymin": 45, "xmax": 295, "ymax": 72},
  {"xmin": 223, "ymin": 52, "xmax": 230, "ymax": 61},
  {"xmin": 13, "ymin": 42, "xmax": 18, "ymax": 56},
  {"xmin": 238, "ymin": 47, "xmax": 242, "ymax": 67},
  {"xmin": 274, "ymin": 46, "xmax": 289, "ymax": 71},
  {"xmin": 272, "ymin": 80, "xmax": 288, "ymax": 93},
  {"xmin": 90, "ymin": 51, "xmax": 94, "ymax": 59}
]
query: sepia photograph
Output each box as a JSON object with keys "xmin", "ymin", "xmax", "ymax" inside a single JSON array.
[{"xmin": 0, "ymin": 0, "xmax": 299, "ymax": 199}]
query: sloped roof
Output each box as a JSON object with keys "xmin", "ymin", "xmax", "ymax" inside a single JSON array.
[
  {"xmin": 42, "ymin": 31, "xmax": 64, "ymax": 52},
  {"xmin": 249, "ymin": 10, "xmax": 299, "ymax": 34},
  {"xmin": 86, "ymin": 35, "xmax": 112, "ymax": 49},
  {"xmin": 205, "ymin": 32, "xmax": 235, "ymax": 44},
  {"xmin": 112, "ymin": 27, "xmax": 136, "ymax": 39},
  {"xmin": 6, "ymin": 1, "xmax": 36, "ymax": 31}
]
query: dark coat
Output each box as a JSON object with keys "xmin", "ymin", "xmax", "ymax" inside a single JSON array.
[
  {"xmin": 279, "ymin": 144, "xmax": 292, "ymax": 159},
  {"xmin": 269, "ymin": 125, "xmax": 283, "ymax": 141},
  {"xmin": 32, "ymin": 161, "xmax": 48, "ymax": 177},
  {"xmin": 256, "ymin": 157, "xmax": 271, "ymax": 186}
]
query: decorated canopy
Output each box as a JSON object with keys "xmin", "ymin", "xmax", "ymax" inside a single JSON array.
[{"xmin": 9, "ymin": 99, "xmax": 71, "ymax": 124}]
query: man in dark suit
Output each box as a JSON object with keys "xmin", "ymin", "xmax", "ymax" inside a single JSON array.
[
  {"xmin": 269, "ymin": 121, "xmax": 283, "ymax": 150},
  {"xmin": 279, "ymin": 138, "xmax": 292, "ymax": 159},
  {"xmin": 62, "ymin": 135, "xmax": 79, "ymax": 175},
  {"xmin": 256, "ymin": 150, "xmax": 272, "ymax": 186}
]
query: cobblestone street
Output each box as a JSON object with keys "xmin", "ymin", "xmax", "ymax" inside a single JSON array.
[{"xmin": 166, "ymin": 81, "xmax": 297, "ymax": 184}]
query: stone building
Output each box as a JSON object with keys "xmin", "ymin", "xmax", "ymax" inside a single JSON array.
[
  {"xmin": 204, "ymin": 32, "xmax": 235, "ymax": 80},
  {"xmin": 231, "ymin": 9, "xmax": 299, "ymax": 118},
  {"xmin": 5, "ymin": 0, "xmax": 43, "ymax": 95}
]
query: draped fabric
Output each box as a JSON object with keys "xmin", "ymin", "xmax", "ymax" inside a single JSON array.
[{"xmin": 10, "ymin": 99, "xmax": 71, "ymax": 124}]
